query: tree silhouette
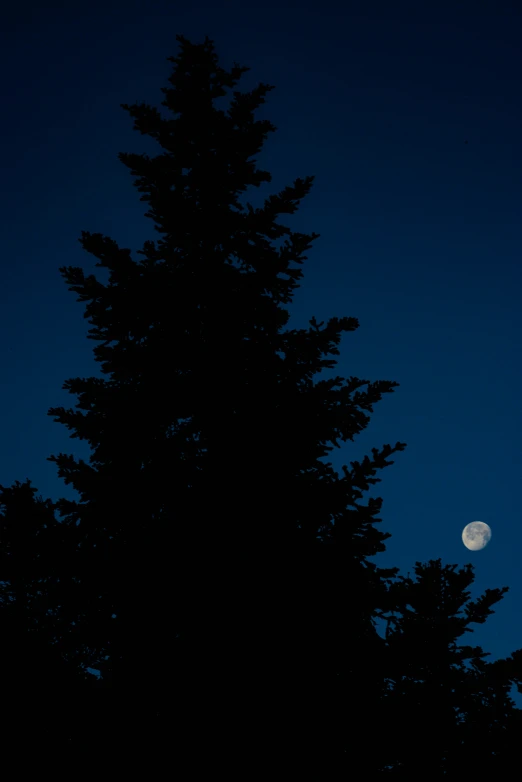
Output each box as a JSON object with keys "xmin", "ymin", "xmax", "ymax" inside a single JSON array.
[
  {"xmin": 33, "ymin": 34, "xmax": 406, "ymax": 764},
  {"xmin": 0, "ymin": 480, "xmax": 91, "ymax": 681},
  {"xmin": 379, "ymin": 559, "xmax": 522, "ymax": 776},
  {"xmin": 0, "ymin": 480, "xmax": 104, "ymax": 757}
]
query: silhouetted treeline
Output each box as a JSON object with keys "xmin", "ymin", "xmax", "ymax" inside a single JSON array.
[{"xmin": 1, "ymin": 35, "xmax": 521, "ymax": 773}]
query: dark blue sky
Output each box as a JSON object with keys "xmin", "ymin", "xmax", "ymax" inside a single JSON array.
[{"xmin": 1, "ymin": 1, "xmax": 521, "ymax": 672}]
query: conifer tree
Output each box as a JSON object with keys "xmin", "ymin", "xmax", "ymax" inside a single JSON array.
[
  {"xmin": 0, "ymin": 480, "xmax": 102, "ymax": 756},
  {"xmin": 379, "ymin": 559, "xmax": 522, "ymax": 776},
  {"xmin": 4, "ymin": 35, "xmax": 407, "ymax": 764}
]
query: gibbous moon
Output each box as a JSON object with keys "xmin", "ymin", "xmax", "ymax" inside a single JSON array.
[{"xmin": 462, "ymin": 521, "xmax": 492, "ymax": 551}]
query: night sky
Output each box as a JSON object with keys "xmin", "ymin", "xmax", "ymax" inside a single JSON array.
[{"xmin": 1, "ymin": 1, "xmax": 521, "ymax": 675}]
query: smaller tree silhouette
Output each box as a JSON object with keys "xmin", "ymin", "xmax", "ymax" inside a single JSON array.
[
  {"xmin": 0, "ymin": 480, "xmax": 104, "ymax": 755},
  {"xmin": 378, "ymin": 559, "xmax": 522, "ymax": 776}
]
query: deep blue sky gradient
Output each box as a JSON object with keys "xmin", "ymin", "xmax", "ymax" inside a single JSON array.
[{"xmin": 1, "ymin": 1, "xmax": 521, "ymax": 674}]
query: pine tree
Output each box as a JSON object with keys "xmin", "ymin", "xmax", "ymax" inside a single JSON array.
[
  {"xmin": 2, "ymin": 35, "xmax": 407, "ymax": 765},
  {"xmin": 0, "ymin": 479, "xmax": 102, "ymax": 757},
  {"xmin": 380, "ymin": 559, "xmax": 522, "ymax": 776},
  {"xmin": 0, "ymin": 479, "xmax": 89, "ymax": 680}
]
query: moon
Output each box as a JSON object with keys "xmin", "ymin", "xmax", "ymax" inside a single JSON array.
[{"xmin": 462, "ymin": 521, "xmax": 492, "ymax": 551}]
